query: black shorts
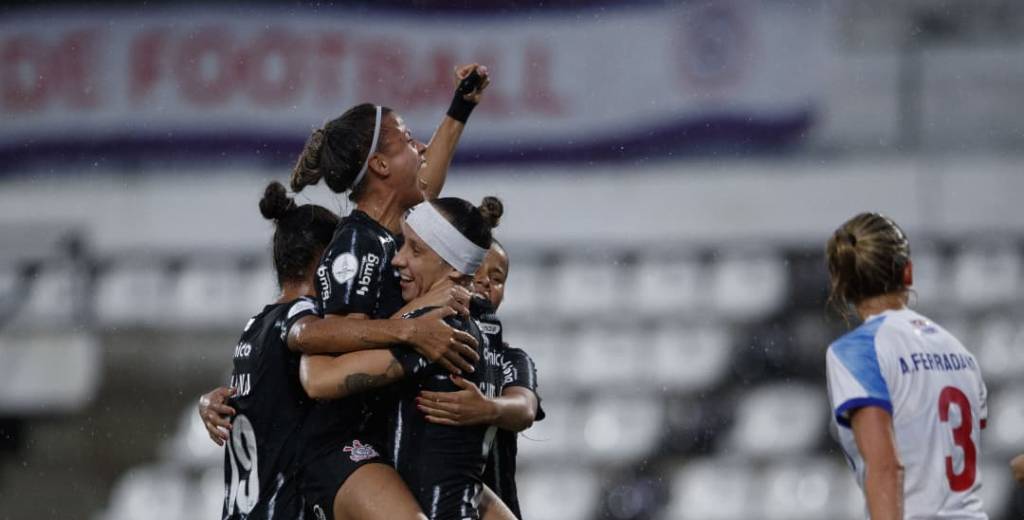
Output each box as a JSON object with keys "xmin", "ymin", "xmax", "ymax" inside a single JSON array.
[{"xmin": 300, "ymin": 437, "xmax": 386, "ymax": 520}]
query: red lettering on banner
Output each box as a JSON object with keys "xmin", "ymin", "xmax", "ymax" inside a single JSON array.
[
  {"xmin": 315, "ymin": 33, "xmax": 346, "ymax": 102},
  {"xmin": 246, "ymin": 29, "xmax": 304, "ymax": 107},
  {"xmin": 57, "ymin": 30, "xmax": 102, "ymax": 109},
  {"xmin": 2, "ymin": 35, "xmax": 52, "ymax": 111},
  {"xmin": 130, "ymin": 30, "xmax": 167, "ymax": 104},
  {"xmin": 175, "ymin": 27, "xmax": 235, "ymax": 106},
  {"xmin": 358, "ymin": 39, "xmax": 410, "ymax": 105},
  {"xmin": 471, "ymin": 48, "xmax": 508, "ymax": 115},
  {"xmin": 522, "ymin": 43, "xmax": 564, "ymax": 115},
  {"xmin": 403, "ymin": 48, "xmax": 457, "ymax": 109},
  {"xmin": 1, "ymin": 30, "xmax": 103, "ymax": 112}
]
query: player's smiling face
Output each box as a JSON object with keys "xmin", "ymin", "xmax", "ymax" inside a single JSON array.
[
  {"xmin": 472, "ymin": 245, "xmax": 508, "ymax": 311},
  {"xmin": 378, "ymin": 112, "xmax": 427, "ymax": 207},
  {"xmin": 393, "ymin": 221, "xmax": 456, "ymax": 302}
]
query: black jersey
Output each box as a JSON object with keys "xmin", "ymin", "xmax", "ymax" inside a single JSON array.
[
  {"xmin": 223, "ymin": 297, "xmax": 318, "ymax": 520},
  {"xmin": 388, "ymin": 307, "xmax": 504, "ymax": 520},
  {"xmin": 473, "ymin": 300, "xmax": 545, "ymax": 520},
  {"xmin": 302, "ymin": 210, "xmax": 406, "ymax": 460},
  {"xmin": 315, "ymin": 209, "xmax": 404, "ymax": 320}
]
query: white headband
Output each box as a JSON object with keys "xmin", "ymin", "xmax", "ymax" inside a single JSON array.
[
  {"xmin": 351, "ymin": 105, "xmax": 382, "ymax": 191},
  {"xmin": 405, "ymin": 201, "xmax": 488, "ymax": 275}
]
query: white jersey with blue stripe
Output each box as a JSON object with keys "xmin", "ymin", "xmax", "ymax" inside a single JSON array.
[{"xmin": 825, "ymin": 308, "xmax": 989, "ymax": 520}]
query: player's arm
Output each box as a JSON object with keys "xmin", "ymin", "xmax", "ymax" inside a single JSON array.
[
  {"xmin": 417, "ymin": 376, "xmax": 537, "ymax": 431},
  {"xmin": 299, "ymin": 350, "xmax": 406, "ymax": 400},
  {"xmin": 290, "ymin": 309, "xmax": 478, "ymax": 375},
  {"xmin": 418, "ymin": 346, "xmax": 540, "ymax": 430},
  {"xmin": 1011, "ymin": 454, "xmax": 1024, "ymax": 485},
  {"xmin": 392, "ymin": 282, "xmax": 472, "ymax": 318},
  {"xmin": 302, "ymin": 224, "xmax": 478, "ymax": 371},
  {"xmin": 197, "ymin": 386, "xmax": 236, "ymax": 445},
  {"xmin": 851, "ymin": 406, "xmax": 904, "ymax": 520},
  {"xmin": 417, "ymin": 63, "xmax": 490, "ymax": 200}
]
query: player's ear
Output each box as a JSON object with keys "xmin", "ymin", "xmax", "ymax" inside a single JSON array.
[
  {"xmin": 903, "ymin": 260, "xmax": 913, "ymax": 287},
  {"xmin": 368, "ymin": 153, "xmax": 389, "ymax": 179}
]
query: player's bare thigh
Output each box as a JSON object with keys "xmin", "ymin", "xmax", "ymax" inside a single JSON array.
[{"xmin": 333, "ymin": 462, "xmax": 427, "ymax": 520}]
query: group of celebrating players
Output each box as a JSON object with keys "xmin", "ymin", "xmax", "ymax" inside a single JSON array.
[
  {"xmin": 196, "ymin": 63, "xmax": 1010, "ymax": 520},
  {"xmin": 199, "ymin": 64, "xmax": 540, "ymax": 520}
]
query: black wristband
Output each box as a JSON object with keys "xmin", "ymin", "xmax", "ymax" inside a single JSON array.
[
  {"xmin": 447, "ymin": 70, "xmax": 483, "ymax": 123},
  {"xmin": 447, "ymin": 94, "xmax": 477, "ymax": 124}
]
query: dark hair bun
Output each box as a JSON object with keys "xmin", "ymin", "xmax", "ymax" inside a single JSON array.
[
  {"xmin": 478, "ymin": 196, "xmax": 504, "ymax": 229},
  {"xmin": 260, "ymin": 181, "xmax": 297, "ymax": 221}
]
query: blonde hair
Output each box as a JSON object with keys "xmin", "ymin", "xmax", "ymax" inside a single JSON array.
[{"xmin": 826, "ymin": 212, "xmax": 910, "ymax": 312}]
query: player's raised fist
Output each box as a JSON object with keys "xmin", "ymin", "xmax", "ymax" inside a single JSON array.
[{"xmin": 454, "ymin": 63, "xmax": 490, "ymax": 104}]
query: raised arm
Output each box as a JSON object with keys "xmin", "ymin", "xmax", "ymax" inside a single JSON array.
[
  {"xmin": 417, "ymin": 64, "xmax": 490, "ymax": 200},
  {"xmin": 851, "ymin": 406, "xmax": 904, "ymax": 520},
  {"xmin": 300, "ymin": 350, "xmax": 406, "ymax": 400}
]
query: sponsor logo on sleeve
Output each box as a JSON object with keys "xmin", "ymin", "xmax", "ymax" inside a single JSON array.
[
  {"xmin": 316, "ymin": 264, "xmax": 331, "ymax": 301},
  {"xmin": 355, "ymin": 253, "xmax": 380, "ymax": 296},
  {"xmin": 332, "ymin": 253, "xmax": 359, "ymax": 284}
]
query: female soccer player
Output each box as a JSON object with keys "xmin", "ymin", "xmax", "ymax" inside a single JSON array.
[
  {"xmin": 417, "ymin": 233, "xmax": 544, "ymax": 520},
  {"xmin": 205, "ymin": 63, "xmax": 492, "ymax": 520},
  {"xmin": 288, "ymin": 66, "xmax": 496, "ymax": 520},
  {"xmin": 219, "ymin": 183, "xmax": 336, "ymax": 520},
  {"xmin": 824, "ymin": 212, "xmax": 989, "ymax": 520},
  {"xmin": 300, "ymin": 197, "xmax": 513, "ymax": 520},
  {"xmin": 214, "ymin": 182, "xmax": 478, "ymax": 520}
]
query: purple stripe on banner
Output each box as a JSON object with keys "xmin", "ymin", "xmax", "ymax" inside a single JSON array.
[{"xmin": 0, "ymin": 110, "xmax": 812, "ymax": 175}]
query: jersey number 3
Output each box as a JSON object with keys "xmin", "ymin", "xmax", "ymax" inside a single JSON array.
[
  {"xmin": 938, "ymin": 386, "xmax": 976, "ymax": 492},
  {"xmin": 226, "ymin": 414, "xmax": 260, "ymax": 514}
]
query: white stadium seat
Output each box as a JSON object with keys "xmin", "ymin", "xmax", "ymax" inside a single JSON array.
[
  {"xmin": 985, "ymin": 385, "xmax": 1024, "ymax": 455},
  {"xmin": 951, "ymin": 246, "xmax": 1022, "ymax": 308},
  {"xmin": 95, "ymin": 266, "xmax": 169, "ymax": 326},
  {"xmin": 759, "ymin": 458, "xmax": 852, "ymax": 520},
  {"xmin": 161, "ymin": 406, "xmax": 225, "ymax": 468},
  {"xmin": 236, "ymin": 264, "xmax": 279, "ymax": 319},
  {"xmin": 973, "ymin": 316, "xmax": 1024, "ymax": 384},
  {"xmin": 191, "ymin": 465, "xmax": 227, "ymax": 519},
  {"xmin": 906, "ymin": 247, "xmax": 947, "ymax": 307},
  {"xmin": 23, "ymin": 266, "xmax": 79, "ymax": 326},
  {"xmin": 502, "ymin": 325, "xmax": 568, "ymax": 395},
  {"xmin": 551, "ymin": 260, "xmax": 621, "ymax": 317},
  {"xmin": 517, "ymin": 399, "xmax": 579, "ymax": 462},
  {"xmin": 630, "ymin": 256, "xmax": 704, "ymax": 315},
  {"xmin": 709, "ymin": 253, "xmax": 787, "ymax": 321},
  {"xmin": 102, "ymin": 465, "xmax": 188, "ymax": 520},
  {"xmin": 726, "ymin": 383, "xmax": 826, "ymax": 458},
  {"xmin": 650, "ymin": 325, "xmax": 732, "ymax": 393},
  {"xmin": 174, "ymin": 264, "xmax": 244, "ymax": 327},
  {"xmin": 569, "ymin": 327, "xmax": 646, "ymax": 389},
  {"xmin": 978, "ymin": 457, "xmax": 1016, "ymax": 519},
  {"xmin": 580, "ymin": 396, "xmax": 662, "ymax": 463},
  {"xmin": 518, "ymin": 466, "xmax": 599, "ymax": 520},
  {"xmin": 499, "ymin": 261, "xmax": 545, "ymax": 317},
  {"xmin": 663, "ymin": 459, "xmax": 754, "ymax": 520}
]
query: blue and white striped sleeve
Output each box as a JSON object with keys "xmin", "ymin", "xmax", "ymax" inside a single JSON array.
[{"xmin": 825, "ymin": 318, "xmax": 892, "ymax": 428}]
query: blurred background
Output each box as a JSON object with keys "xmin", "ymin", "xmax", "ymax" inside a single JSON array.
[{"xmin": 1, "ymin": 0, "xmax": 1023, "ymax": 519}]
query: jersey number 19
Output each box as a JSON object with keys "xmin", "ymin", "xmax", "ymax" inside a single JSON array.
[{"xmin": 226, "ymin": 414, "xmax": 260, "ymax": 515}]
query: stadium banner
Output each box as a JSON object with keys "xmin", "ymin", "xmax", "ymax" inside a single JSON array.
[{"xmin": 0, "ymin": 3, "xmax": 827, "ymax": 167}]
